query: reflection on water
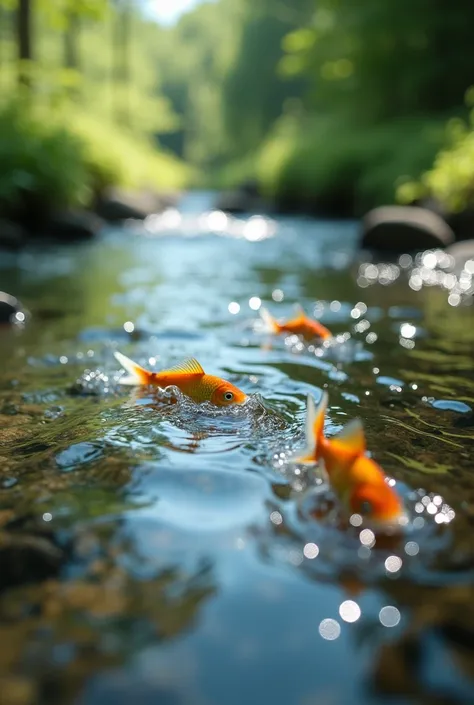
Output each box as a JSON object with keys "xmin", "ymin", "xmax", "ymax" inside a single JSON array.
[{"xmin": 1, "ymin": 192, "xmax": 474, "ymax": 705}]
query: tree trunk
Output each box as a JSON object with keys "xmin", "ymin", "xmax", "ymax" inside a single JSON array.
[{"xmin": 17, "ymin": 0, "xmax": 32, "ymax": 88}]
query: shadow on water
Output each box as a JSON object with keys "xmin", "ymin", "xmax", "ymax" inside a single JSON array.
[{"xmin": 1, "ymin": 194, "xmax": 474, "ymax": 704}]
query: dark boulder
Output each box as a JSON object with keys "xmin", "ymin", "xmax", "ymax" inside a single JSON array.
[
  {"xmin": 40, "ymin": 210, "xmax": 104, "ymax": 241},
  {"xmin": 0, "ymin": 292, "xmax": 27, "ymax": 326},
  {"xmin": 446, "ymin": 208, "xmax": 474, "ymax": 242},
  {"xmin": 360, "ymin": 206, "xmax": 455, "ymax": 253},
  {"xmin": 215, "ymin": 180, "xmax": 269, "ymax": 214},
  {"xmin": 94, "ymin": 187, "xmax": 179, "ymax": 222}
]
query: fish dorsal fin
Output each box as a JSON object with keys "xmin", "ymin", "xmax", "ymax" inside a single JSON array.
[
  {"xmin": 306, "ymin": 391, "xmax": 328, "ymax": 448},
  {"xmin": 164, "ymin": 358, "xmax": 205, "ymax": 376},
  {"xmin": 295, "ymin": 303, "xmax": 306, "ymax": 318},
  {"xmin": 259, "ymin": 307, "xmax": 279, "ymax": 333},
  {"xmin": 292, "ymin": 391, "xmax": 328, "ymax": 465},
  {"xmin": 287, "ymin": 304, "xmax": 307, "ymax": 325},
  {"xmin": 334, "ymin": 419, "xmax": 366, "ymax": 455}
]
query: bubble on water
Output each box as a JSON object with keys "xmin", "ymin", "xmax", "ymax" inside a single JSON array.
[
  {"xmin": 43, "ymin": 513, "xmax": 52, "ymax": 522},
  {"xmin": 228, "ymin": 302, "xmax": 240, "ymax": 314},
  {"xmin": 379, "ymin": 606, "xmax": 401, "ymax": 627},
  {"xmin": 319, "ymin": 619, "xmax": 341, "ymax": 640},
  {"xmin": 123, "ymin": 321, "xmax": 135, "ymax": 333}
]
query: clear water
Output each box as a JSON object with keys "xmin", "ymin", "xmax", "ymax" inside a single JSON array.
[{"xmin": 1, "ymin": 192, "xmax": 474, "ymax": 705}]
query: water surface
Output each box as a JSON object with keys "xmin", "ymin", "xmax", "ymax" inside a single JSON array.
[{"xmin": 1, "ymin": 193, "xmax": 474, "ymax": 705}]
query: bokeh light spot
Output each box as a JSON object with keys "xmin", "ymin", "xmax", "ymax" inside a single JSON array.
[
  {"xmin": 339, "ymin": 600, "xmax": 361, "ymax": 623},
  {"xmin": 319, "ymin": 618, "xmax": 341, "ymax": 640},
  {"xmin": 379, "ymin": 606, "xmax": 401, "ymax": 627}
]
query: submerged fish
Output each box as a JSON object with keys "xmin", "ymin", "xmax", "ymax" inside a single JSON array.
[
  {"xmin": 114, "ymin": 351, "xmax": 247, "ymax": 406},
  {"xmin": 294, "ymin": 392, "xmax": 405, "ymax": 527},
  {"xmin": 260, "ymin": 305, "xmax": 332, "ymax": 342}
]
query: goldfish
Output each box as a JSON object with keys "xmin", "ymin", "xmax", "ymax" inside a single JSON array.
[
  {"xmin": 260, "ymin": 305, "xmax": 332, "ymax": 342},
  {"xmin": 114, "ymin": 351, "xmax": 247, "ymax": 407},
  {"xmin": 294, "ymin": 392, "xmax": 405, "ymax": 528}
]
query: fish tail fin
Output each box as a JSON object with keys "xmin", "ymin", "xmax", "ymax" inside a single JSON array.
[
  {"xmin": 259, "ymin": 307, "xmax": 280, "ymax": 333},
  {"xmin": 114, "ymin": 351, "xmax": 151, "ymax": 385},
  {"xmin": 292, "ymin": 391, "xmax": 328, "ymax": 464}
]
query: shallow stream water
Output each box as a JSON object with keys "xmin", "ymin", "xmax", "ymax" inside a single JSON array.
[{"xmin": 1, "ymin": 192, "xmax": 474, "ymax": 705}]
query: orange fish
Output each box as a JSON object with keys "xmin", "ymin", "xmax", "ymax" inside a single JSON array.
[
  {"xmin": 114, "ymin": 351, "xmax": 247, "ymax": 407},
  {"xmin": 294, "ymin": 392, "xmax": 405, "ymax": 528},
  {"xmin": 260, "ymin": 305, "xmax": 332, "ymax": 342}
]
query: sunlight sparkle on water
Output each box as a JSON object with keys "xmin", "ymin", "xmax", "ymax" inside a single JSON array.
[
  {"xmin": 360, "ymin": 529, "xmax": 375, "ymax": 547},
  {"xmin": 249, "ymin": 297, "xmax": 261, "ymax": 310},
  {"xmin": 303, "ymin": 543, "xmax": 319, "ymax": 559},
  {"xmin": 228, "ymin": 302, "xmax": 240, "ymax": 314},
  {"xmin": 207, "ymin": 210, "xmax": 228, "ymax": 231},
  {"xmin": 385, "ymin": 555, "xmax": 402, "ymax": 573},
  {"xmin": 319, "ymin": 619, "xmax": 341, "ymax": 640},
  {"xmin": 339, "ymin": 601, "xmax": 361, "ymax": 623},
  {"xmin": 124, "ymin": 321, "xmax": 135, "ymax": 333},
  {"xmin": 400, "ymin": 322, "xmax": 416, "ymax": 338}
]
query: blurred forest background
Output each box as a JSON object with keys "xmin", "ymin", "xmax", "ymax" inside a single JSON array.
[{"xmin": 2, "ymin": 0, "xmax": 474, "ymax": 223}]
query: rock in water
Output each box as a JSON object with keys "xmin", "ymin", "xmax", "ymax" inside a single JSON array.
[
  {"xmin": 445, "ymin": 239, "xmax": 474, "ymax": 272},
  {"xmin": 360, "ymin": 206, "xmax": 455, "ymax": 253},
  {"xmin": 44, "ymin": 210, "xmax": 103, "ymax": 241},
  {"xmin": 0, "ymin": 292, "xmax": 27, "ymax": 326},
  {"xmin": 94, "ymin": 187, "xmax": 179, "ymax": 222}
]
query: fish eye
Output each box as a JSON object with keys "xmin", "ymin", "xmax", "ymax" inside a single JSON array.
[
  {"xmin": 361, "ymin": 500, "xmax": 372, "ymax": 515},
  {"xmin": 224, "ymin": 391, "xmax": 234, "ymax": 401}
]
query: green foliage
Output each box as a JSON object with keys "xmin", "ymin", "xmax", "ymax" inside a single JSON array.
[
  {"xmin": 0, "ymin": 102, "xmax": 90, "ymax": 214},
  {"xmin": 69, "ymin": 112, "xmax": 192, "ymax": 194},
  {"xmin": 0, "ymin": 101, "xmax": 190, "ymax": 218},
  {"xmin": 398, "ymin": 105, "xmax": 474, "ymax": 212},
  {"xmin": 0, "ymin": 0, "xmax": 190, "ymax": 220},
  {"xmin": 257, "ymin": 114, "xmax": 446, "ymax": 214},
  {"xmin": 3, "ymin": 0, "xmax": 474, "ymax": 216}
]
